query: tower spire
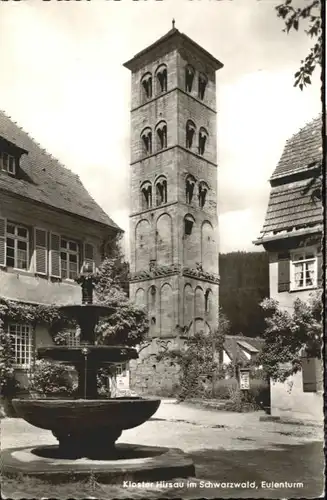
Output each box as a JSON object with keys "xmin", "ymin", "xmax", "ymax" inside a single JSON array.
[{"xmin": 172, "ymin": 18, "xmax": 175, "ymax": 29}]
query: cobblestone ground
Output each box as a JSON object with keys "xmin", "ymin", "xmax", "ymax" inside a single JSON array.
[{"xmin": 1, "ymin": 400, "xmax": 324, "ymax": 499}]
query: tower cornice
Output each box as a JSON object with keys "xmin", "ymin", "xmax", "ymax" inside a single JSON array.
[{"xmin": 130, "ymin": 144, "xmax": 218, "ymax": 168}]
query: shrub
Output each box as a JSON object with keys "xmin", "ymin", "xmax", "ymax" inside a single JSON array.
[{"xmin": 29, "ymin": 360, "xmax": 77, "ymax": 397}]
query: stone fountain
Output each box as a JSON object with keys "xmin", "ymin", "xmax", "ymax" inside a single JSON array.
[{"xmin": 1, "ymin": 265, "xmax": 195, "ymax": 482}]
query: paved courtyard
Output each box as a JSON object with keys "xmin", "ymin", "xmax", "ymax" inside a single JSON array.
[{"xmin": 1, "ymin": 400, "xmax": 324, "ymax": 499}]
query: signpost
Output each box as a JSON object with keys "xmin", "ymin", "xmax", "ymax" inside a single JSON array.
[{"xmin": 239, "ymin": 368, "xmax": 250, "ymax": 390}]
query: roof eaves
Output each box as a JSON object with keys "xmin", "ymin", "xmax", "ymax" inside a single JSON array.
[{"xmin": 253, "ymin": 224, "xmax": 323, "ymax": 246}]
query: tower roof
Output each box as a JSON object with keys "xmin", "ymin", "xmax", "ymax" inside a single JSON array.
[{"xmin": 123, "ymin": 27, "xmax": 223, "ymax": 71}]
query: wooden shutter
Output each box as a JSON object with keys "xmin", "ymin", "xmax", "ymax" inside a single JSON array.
[
  {"xmin": 317, "ymin": 254, "xmax": 323, "ymax": 287},
  {"xmin": 277, "ymin": 253, "xmax": 290, "ymax": 292},
  {"xmin": 49, "ymin": 232, "xmax": 61, "ymax": 278},
  {"xmin": 34, "ymin": 228, "xmax": 48, "ymax": 275},
  {"xmin": 83, "ymin": 242, "xmax": 95, "ymax": 272},
  {"xmin": 302, "ymin": 357, "xmax": 318, "ymax": 392},
  {"xmin": 0, "ymin": 217, "xmax": 5, "ymax": 267}
]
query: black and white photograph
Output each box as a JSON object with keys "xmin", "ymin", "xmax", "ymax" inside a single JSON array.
[{"xmin": 0, "ymin": 0, "xmax": 324, "ymax": 498}]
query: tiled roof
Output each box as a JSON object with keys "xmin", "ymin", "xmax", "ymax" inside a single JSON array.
[
  {"xmin": 256, "ymin": 116, "xmax": 323, "ymax": 241},
  {"xmin": 271, "ymin": 116, "xmax": 322, "ymax": 179},
  {"xmin": 124, "ymin": 27, "xmax": 223, "ymax": 71},
  {"xmin": 0, "ymin": 110, "xmax": 121, "ymax": 230},
  {"xmin": 224, "ymin": 335, "xmax": 264, "ymax": 364},
  {"xmin": 260, "ymin": 178, "xmax": 322, "ymax": 234}
]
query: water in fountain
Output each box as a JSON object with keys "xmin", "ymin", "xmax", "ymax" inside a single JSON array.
[{"xmin": 12, "ymin": 266, "xmax": 160, "ymax": 459}]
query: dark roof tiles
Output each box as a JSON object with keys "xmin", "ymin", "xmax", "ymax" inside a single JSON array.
[
  {"xmin": 0, "ymin": 110, "xmax": 121, "ymax": 230},
  {"xmin": 271, "ymin": 116, "xmax": 322, "ymax": 179}
]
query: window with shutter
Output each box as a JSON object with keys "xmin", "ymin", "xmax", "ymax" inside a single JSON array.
[
  {"xmin": 34, "ymin": 228, "xmax": 48, "ymax": 275},
  {"xmin": 277, "ymin": 253, "xmax": 290, "ymax": 292},
  {"xmin": 83, "ymin": 242, "xmax": 95, "ymax": 272},
  {"xmin": 50, "ymin": 233, "xmax": 61, "ymax": 278},
  {"xmin": 0, "ymin": 217, "xmax": 5, "ymax": 267}
]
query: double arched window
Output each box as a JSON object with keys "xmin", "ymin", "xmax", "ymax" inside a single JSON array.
[
  {"xmin": 155, "ymin": 121, "xmax": 167, "ymax": 151},
  {"xmin": 141, "ymin": 73, "xmax": 152, "ymax": 100},
  {"xmin": 155, "ymin": 64, "xmax": 168, "ymax": 94},
  {"xmin": 141, "ymin": 127, "xmax": 152, "ymax": 156},
  {"xmin": 155, "ymin": 175, "xmax": 167, "ymax": 206},
  {"xmin": 185, "ymin": 175, "xmax": 209, "ymax": 209},
  {"xmin": 186, "ymin": 122, "xmax": 209, "ymax": 155}
]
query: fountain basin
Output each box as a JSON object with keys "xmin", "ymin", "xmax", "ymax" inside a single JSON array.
[
  {"xmin": 38, "ymin": 345, "xmax": 138, "ymax": 363},
  {"xmin": 12, "ymin": 398, "xmax": 160, "ymax": 432},
  {"xmin": 59, "ymin": 304, "xmax": 114, "ymax": 319}
]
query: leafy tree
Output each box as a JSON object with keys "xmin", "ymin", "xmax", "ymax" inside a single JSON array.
[
  {"xmin": 259, "ymin": 291, "xmax": 322, "ymax": 382},
  {"xmin": 0, "ymin": 317, "xmax": 19, "ymax": 398},
  {"xmin": 276, "ymin": 0, "xmax": 322, "ymax": 89},
  {"xmin": 94, "ymin": 257, "xmax": 148, "ymax": 347}
]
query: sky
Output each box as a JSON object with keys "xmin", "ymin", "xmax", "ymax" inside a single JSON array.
[{"xmin": 0, "ymin": 0, "xmax": 321, "ymax": 256}]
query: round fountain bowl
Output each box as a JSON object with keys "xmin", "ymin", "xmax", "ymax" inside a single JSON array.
[
  {"xmin": 38, "ymin": 345, "xmax": 138, "ymax": 364},
  {"xmin": 12, "ymin": 398, "xmax": 160, "ymax": 433},
  {"xmin": 59, "ymin": 303, "xmax": 114, "ymax": 319}
]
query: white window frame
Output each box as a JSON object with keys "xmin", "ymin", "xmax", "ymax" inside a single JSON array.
[
  {"xmin": 115, "ymin": 363, "xmax": 128, "ymax": 377},
  {"xmin": 6, "ymin": 222, "xmax": 30, "ymax": 271},
  {"xmin": 290, "ymin": 248, "xmax": 317, "ymax": 291},
  {"xmin": 66, "ymin": 328, "xmax": 81, "ymax": 347},
  {"xmin": 60, "ymin": 237, "xmax": 79, "ymax": 281},
  {"xmin": 0, "ymin": 151, "xmax": 16, "ymax": 175},
  {"xmin": 8, "ymin": 323, "xmax": 33, "ymax": 369}
]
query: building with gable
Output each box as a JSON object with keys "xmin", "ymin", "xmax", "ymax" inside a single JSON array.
[
  {"xmin": 255, "ymin": 116, "xmax": 324, "ymax": 421},
  {"xmin": 124, "ymin": 25, "xmax": 222, "ymax": 394},
  {"xmin": 0, "ymin": 110, "xmax": 122, "ymax": 387}
]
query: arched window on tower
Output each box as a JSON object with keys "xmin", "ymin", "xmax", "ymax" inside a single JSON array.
[
  {"xmin": 185, "ymin": 65, "xmax": 195, "ymax": 93},
  {"xmin": 204, "ymin": 289, "xmax": 210, "ymax": 313},
  {"xmin": 155, "ymin": 176, "xmax": 167, "ymax": 206},
  {"xmin": 198, "ymin": 73, "xmax": 208, "ymax": 100},
  {"xmin": 198, "ymin": 181, "xmax": 209, "ymax": 208},
  {"xmin": 141, "ymin": 127, "xmax": 152, "ymax": 156},
  {"xmin": 155, "ymin": 64, "xmax": 167, "ymax": 94},
  {"xmin": 141, "ymin": 73, "xmax": 152, "ymax": 100},
  {"xmin": 186, "ymin": 120, "xmax": 196, "ymax": 149},
  {"xmin": 141, "ymin": 181, "xmax": 152, "ymax": 210},
  {"xmin": 198, "ymin": 127, "xmax": 208, "ymax": 156},
  {"xmin": 184, "ymin": 214, "xmax": 195, "ymax": 236},
  {"xmin": 155, "ymin": 121, "xmax": 167, "ymax": 151},
  {"xmin": 186, "ymin": 174, "xmax": 196, "ymax": 204}
]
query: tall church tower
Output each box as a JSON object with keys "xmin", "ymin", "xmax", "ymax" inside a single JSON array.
[{"xmin": 124, "ymin": 25, "xmax": 223, "ymax": 392}]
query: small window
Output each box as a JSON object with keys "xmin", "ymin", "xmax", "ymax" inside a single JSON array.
[
  {"xmin": 198, "ymin": 127, "xmax": 208, "ymax": 156},
  {"xmin": 205, "ymin": 290, "xmax": 210, "ymax": 313},
  {"xmin": 8, "ymin": 323, "xmax": 32, "ymax": 368},
  {"xmin": 184, "ymin": 215, "xmax": 195, "ymax": 236},
  {"xmin": 198, "ymin": 181, "xmax": 208, "ymax": 208},
  {"xmin": 155, "ymin": 176, "xmax": 167, "ymax": 206},
  {"xmin": 198, "ymin": 73, "xmax": 208, "ymax": 100},
  {"xmin": 141, "ymin": 73, "xmax": 152, "ymax": 100},
  {"xmin": 0, "ymin": 151, "xmax": 16, "ymax": 175},
  {"xmin": 156, "ymin": 64, "xmax": 167, "ymax": 93},
  {"xmin": 66, "ymin": 328, "xmax": 81, "ymax": 347},
  {"xmin": 291, "ymin": 250, "xmax": 317, "ymax": 290},
  {"xmin": 6, "ymin": 222, "xmax": 29, "ymax": 270},
  {"xmin": 155, "ymin": 121, "xmax": 167, "ymax": 151},
  {"xmin": 141, "ymin": 181, "xmax": 152, "ymax": 210},
  {"xmin": 186, "ymin": 120, "xmax": 196, "ymax": 149},
  {"xmin": 61, "ymin": 237, "xmax": 79, "ymax": 280},
  {"xmin": 186, "ymin": 174, "xmax": 196, "ymax": 204},
  {"xmin": 185, "ymin": 65, "xmax": 195, "ymax": 93},
  {"xmin": 141, "ymin": 128, "xmax": 152, "ymax": 156},
  {"xmin": 116, "ymin": 363, "xmax": 127, "ymax": 377}
]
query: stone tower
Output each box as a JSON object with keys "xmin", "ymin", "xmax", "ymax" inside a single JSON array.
[{"xmin": 124, "ymin": 25, "xmax": 223, "ymax": 393}]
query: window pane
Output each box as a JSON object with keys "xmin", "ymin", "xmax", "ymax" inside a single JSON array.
[
  {"xmin": 69, "ymin": 241, "xmax": 77, "ymax": 252},
  {"xmin": 294, "ymin": 262, "xmax": 304, "ymax": 287},
  {"xmin": 60, "ymin": 252, "xmax": 67, "ymax": 261},
  {"xmin": 61, "ymin": 239, "xmax": 68, "ymax": 249},
  {"xmin": 69, "ymin": 254, "xmax": 77, "ymax": 263},
  {"xmin": 17, "ymin": 227, "xmax": 28, "ymax": 239},
  {"xmin": 17, "ymin": 240, "xmax": 27, "ymax": 250},
  {"xmin": 6, "ymin": 256, "xmax": 15, "ymax": 267},
  {"xmin": 7, "ymin": 225, "xmax": 15, "ymax": 235}
]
